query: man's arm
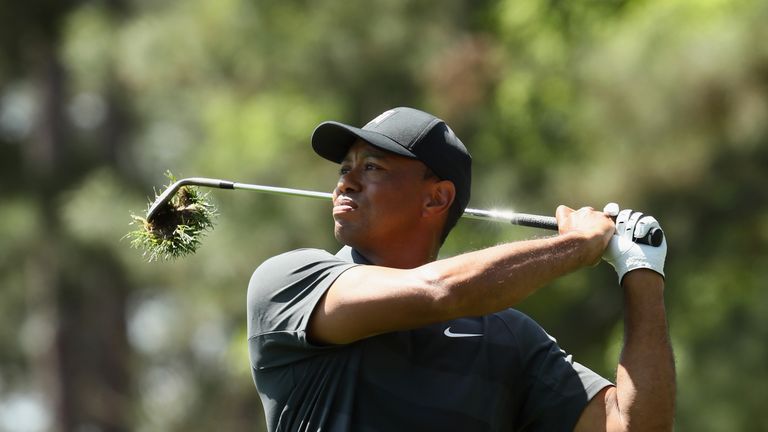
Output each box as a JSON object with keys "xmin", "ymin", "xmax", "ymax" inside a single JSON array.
[
  {"xmin": 575, "ymin": 269, "xmax": 676, "ymax": 431},
  {"xmin": 308, "ymin": 206, "xmax": 613, "ymax": 345}
]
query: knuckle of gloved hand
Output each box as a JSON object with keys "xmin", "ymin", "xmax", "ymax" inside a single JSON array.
[
  {"xmin": 603, "ymin": 202, "xmax": 620, "ymax": 216},
  {"xmin": 616, "ymin": 209, "xmax": 632, "ymax": 227}
]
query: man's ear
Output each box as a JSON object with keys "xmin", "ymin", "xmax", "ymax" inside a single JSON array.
[{"xmin": 423, "ymin": 180, "xmax": 455, "ymax": 218}]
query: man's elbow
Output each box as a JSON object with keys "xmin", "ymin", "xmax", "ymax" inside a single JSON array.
[
  {"xmin": 600, "ymin": 387, "xmax": 674, "ymax": 432},
  {"xmin": 415, "ymin": 268, "xmax": 473, "ymax": 321}
]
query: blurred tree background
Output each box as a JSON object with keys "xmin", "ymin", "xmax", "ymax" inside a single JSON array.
[{"xmin": 0, "ymin": 0, "xmax": 766, "ymax": 430}]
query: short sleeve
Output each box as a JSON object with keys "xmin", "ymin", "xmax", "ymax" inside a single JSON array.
[
  {"xmin": 247, "ymin": 248, "xmax": 358, "ymax": 370},
  {"xmin": 513, "ymin": 313, "xmax": 613, "ymax": 431}
]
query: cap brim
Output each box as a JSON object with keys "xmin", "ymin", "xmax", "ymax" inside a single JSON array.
[{"xmin": 311, "ymin": 121, "xmax": 417, "ymax": 163}]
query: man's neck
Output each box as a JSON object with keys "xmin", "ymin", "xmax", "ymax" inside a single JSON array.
[{"xmin": 351, "ymin": 239, "xmax": 440, "ymax": 269}]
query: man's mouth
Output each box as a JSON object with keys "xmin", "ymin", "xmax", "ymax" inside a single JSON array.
[{"xmin": 333, "ymin": 197, "xmax": 358, "ymax": 215}]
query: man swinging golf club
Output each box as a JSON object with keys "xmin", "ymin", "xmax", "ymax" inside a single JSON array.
[{"xmin": 247, "ymin": 107, "xmax": 675, "ymax": 431}]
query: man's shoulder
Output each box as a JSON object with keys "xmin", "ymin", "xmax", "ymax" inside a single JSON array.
[
  {"xmin": 248, "ymin": 247, "xmax": 358, "ymax": 300},
  {"xmin": 250, "ymin": 248, "xmax": 338, "ymax": 291},
  {"xmin": 255, "ymin": 248, "xmax": 338, "ymax": 272}
]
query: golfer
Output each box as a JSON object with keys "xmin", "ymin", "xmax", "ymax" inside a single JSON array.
[{"xmin": 247, "ymin": 107, "xmax": 675, "ymax": 431}]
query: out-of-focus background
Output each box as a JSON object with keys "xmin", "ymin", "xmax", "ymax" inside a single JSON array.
[{"xmin": 1, "ymin": 0, "xmax": 766, "ymax": 431}]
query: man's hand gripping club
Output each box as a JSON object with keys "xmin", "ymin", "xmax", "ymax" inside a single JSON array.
[{"xmin": 555, "ymin": 205, "xmax": 616, "ymax": 267}]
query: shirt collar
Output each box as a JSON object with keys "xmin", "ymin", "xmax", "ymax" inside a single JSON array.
[{"xmin": 335, "ymin": 246, "xmax": 372, "ymax": 265}]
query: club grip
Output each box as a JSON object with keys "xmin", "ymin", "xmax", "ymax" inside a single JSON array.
[
  {"xmin": 640, "ymin": 227, "xmax": 664, "ymax": 247},
  {"xmin": 509, "ymin": 214, "xmax": 558, "ymax": 230}
]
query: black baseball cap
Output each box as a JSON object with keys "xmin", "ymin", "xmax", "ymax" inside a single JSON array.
[{"xmin": 311, "ymin": 107, "xmax": 472, "ymax": 212}]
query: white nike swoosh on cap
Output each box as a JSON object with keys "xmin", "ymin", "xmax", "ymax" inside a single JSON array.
[{"xmin": 443, "ymin": 327, "xmax": 483, "ymax": 338}]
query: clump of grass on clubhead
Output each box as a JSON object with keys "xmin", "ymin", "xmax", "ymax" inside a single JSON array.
[{"xmin": 126, "ymin": 174, "xmax": 216, "ymax": 261}]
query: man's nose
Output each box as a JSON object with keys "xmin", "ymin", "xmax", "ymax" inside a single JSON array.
[{"xmin": 336, "ymin": 167, "xmax": 361, "ymax": 194}]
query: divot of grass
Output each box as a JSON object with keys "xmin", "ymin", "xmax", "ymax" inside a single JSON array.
[{"xmin": 125, "ymin": 172, "xmax": 216, "ymax": 261}]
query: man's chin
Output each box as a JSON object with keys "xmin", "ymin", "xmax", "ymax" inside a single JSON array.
[{"xmin": 334, "ymin": 224, "xmax": 363, "ymax": 248}]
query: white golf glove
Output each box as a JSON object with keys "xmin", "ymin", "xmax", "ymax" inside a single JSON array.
[{"xmin": 602, "ymin": 204, "xmax": 667, "ymax": 284}]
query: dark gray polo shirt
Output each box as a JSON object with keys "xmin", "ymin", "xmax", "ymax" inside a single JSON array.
[{"xmin": 247, "ymin": 247, "xmax": 611, "ymax": 431}]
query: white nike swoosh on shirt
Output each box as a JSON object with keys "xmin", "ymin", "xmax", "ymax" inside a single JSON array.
[{"xmin": 443, "ymin": 327, "xmax": 483, "ymax": 338}]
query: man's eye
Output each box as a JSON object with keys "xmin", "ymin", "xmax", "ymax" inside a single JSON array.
[
  {"xmin": 364, "ymin": 163, "xmax": 379, "ymax": 170},
  {"xmin": 339, "ymin": 166, "xmax": 350, "ymax": 175}
]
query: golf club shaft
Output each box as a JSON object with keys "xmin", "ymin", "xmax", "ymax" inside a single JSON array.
[
  {"xmin": 145, "ymin": 177, "xmax": 556, "ymax": 228},
  {"xmin": 145, "ymin": 177, "xmax": 664, "ymax": 246}
]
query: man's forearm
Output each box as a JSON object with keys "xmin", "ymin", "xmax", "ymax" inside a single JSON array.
[
  {"xmin": 421, "ymin": 231, "xmax": 600, "ymax": 319},
  {"xmin": 615, "ymin": 270, "xmax": 676, "ymax": 430}
]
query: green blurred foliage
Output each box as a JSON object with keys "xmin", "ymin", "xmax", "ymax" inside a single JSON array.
[{"xmin": 1, "ymin": 0, "xmax": 766, "ymax": 430}]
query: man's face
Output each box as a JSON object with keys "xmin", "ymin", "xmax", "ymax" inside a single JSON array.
[{"xmin": 332, "ymin": 139, "xmax": 436, "ymax": 249}]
